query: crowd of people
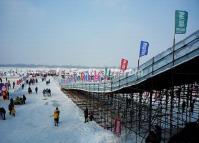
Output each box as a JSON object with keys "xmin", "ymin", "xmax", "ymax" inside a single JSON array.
[
  {"xmin": 0, "ymin": 76, "xmax": 40, "ymax": 120},
  {"xmin": 1, "ymin": 75, "xmax": 96, "ymax": 129},
  {"xmin": 1, "ymin": 76, "xmax": 59, "ymax": 125},
  {"xmin": 43, "ymin": 88, "xmax": 51, "ymax": 96}
]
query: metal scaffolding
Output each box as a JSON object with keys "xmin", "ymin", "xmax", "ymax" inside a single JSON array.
[
  {"xmin": 62, "ymin": 81, "xmax": 199, "ymax": 143},
  {"xmin": 60, "ymin": 29, "xmax": 199, "ymax": 143}
]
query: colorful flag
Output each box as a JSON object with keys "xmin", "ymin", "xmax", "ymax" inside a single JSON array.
[
  {"xmin": 94, "ymin": 71, "xmax": 99, "ymax": 81},
  {"xmin": 105, "ymin": 68, "xmax": 110, "ymax": 77},
  {"xmin": 84, "ymin": 71, "xmax": 89, "ymax": 81},
  {"xmin": 175, "ymin": 10, "xmax": 188, "ymax": 34},
  {"xmin": 120, "ymin": 58, "xmax": 128, "ymax": 71},
  {"xmin": 81, "ymin": 72, "xmax": 84, "ymax": 81},
  {"xmin": 139, "ymin": 41, "xmax": 149, "ymax": 57}
]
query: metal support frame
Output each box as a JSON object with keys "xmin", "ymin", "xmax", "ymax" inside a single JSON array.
[{"xmin": 62, "ymin": 80, "xmax": 199, "ymax": 143}]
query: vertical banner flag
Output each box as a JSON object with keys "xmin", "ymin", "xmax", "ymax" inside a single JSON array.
[
  {"xmin": 105, "ymin": 67, "xmax": 108, "ymax": 77},
  {"xmin": 94, "ymin": 71, "xmax": 99, "ymax": 81},
  {"xmin": 84, "ymin": 71, "xmax": 89, "ymax": 81},
  {"xmin": 120, "ymin": 58, "xmax": 128, "ymax": 71},
  {"xmin": 139, "ymin": 41, "xmax": 149, "ymax": 57},
  {"xmin": 81, "ymin": 72, "xmax": 84, "ymax": 81},
  {"xmin": 175, "ymin": 10, "xmax": 188, "ymax": 34},
  {"xmin": 105, "ymin": 67, "xmax": 110, "ymax": 78}
]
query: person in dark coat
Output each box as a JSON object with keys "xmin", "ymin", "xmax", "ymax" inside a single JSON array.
[
  {"xmin": 22, "ymin": 84, "xmax": 24, "ymax": 90},
  {"xmin": 0, "ymin": 107, "xmax": 6, "ymax": 120},
  {"xmin": 22, "ymin": 95, "xmax": 26, "ymax": 104},
  {"xmin": 8, "ymin": 80, "xmax": 11, "ymax": 89},
  {"xmin": 89, "ymin": 111, "xmax": 94, "ymax": 121},
  {"xmin": 28, "ymin": 87, "xmax": 32, "ymax": 94},
  {"xmin": 43, "ymin": 89, "xmax": 45, "ymax": 96},
  {"xmin": 84, "ymin": 107, "xmax": 88, "ymax": 123},
  {"xmin": 35, "ymin": 86, "xmax": 38, "ymax": 94},
  {"xmin": 8, "ymin": 98, "xmax": 14, "ymax": 115},
  {"xmin": 48, "ymin": 89, "xmax": 51, "ymax": 96},
  {"xmin": 7, "ymin": 91, "xmax": 9, "ymax": 100},
  {"xmin": 13, "ymin": 81, "xmax": 15, "ymax": 89},
  {"xmin": 26, "ymin": 80, "xmax": 29, "ymax": 84}
]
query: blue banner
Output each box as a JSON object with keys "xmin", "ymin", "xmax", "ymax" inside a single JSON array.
[
  {"xmin": 139, "ymin": 41, "xmax": 149, "ymax": 57},
  {"xmin": 84, "ymin": 71, "xmax": 89, "ymax": 81}
]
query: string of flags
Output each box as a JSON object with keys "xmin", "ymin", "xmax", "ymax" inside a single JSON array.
[{"xmin": 62, "ymin": 10, "xmax": 188, "ymax": 85}]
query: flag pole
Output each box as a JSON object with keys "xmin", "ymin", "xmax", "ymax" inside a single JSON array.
[
  {"xmin": 173, "ymin": 11, "xmax": 176, "ymax": 66},
  {"xmin": 172, "ymin": 14, "xmax": 176, "ymax": 83},
  {"xmin": 137, "ymin": 57, "xmax": 140, "ymax": 71},
  {"xmin": 171, "ymin": 11, "xmax": 176, "ymax": 136},
  {"xmin": 137, "ymin": 57, "xmax": 140, "ymax": 79},
  {"xmin": 172, "ymin": 33, "xmax": 175, "ymax": 66}
]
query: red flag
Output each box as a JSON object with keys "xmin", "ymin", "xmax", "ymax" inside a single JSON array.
[{"xmin": 120, "ymin": 58, "xmax": 128, "ymax": 71}]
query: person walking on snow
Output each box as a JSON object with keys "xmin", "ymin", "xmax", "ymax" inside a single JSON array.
[
  {"xmin": 89, "ymin": 111, "xmax": 94, "ymax": 121},
  {"xmin": 22, "ymin": 95, "xmax": 26, "ymax": 104},
  {"xmin": 8, "ymin": 99, "xmax": 14, "ymax": 115},
  {"xmin": 11, "ymin": 106, "xmax": 16, "ymax": 117},
  {"xmin": 22, "ymin": 84, "xmax": 24, "ymax": 90},
  {"xmin": 13, "ymin": 81, "xmax": 15, "ymax": 89},
  {"xmin": 7, "ymin": 91, "xmax": 9, "ymax": 100},
  {"xmin": 0, "ymin": 107, "xmax": 6, "ymax": 120},
  {"xmin": 8, "ymin": 80, "xmax": 11, "ymax": 89},
  {"xmin": 8, "ymin": 99, "xmax": 15, "ymax": 117},
  {"xmin": 35, "ymin": 86, "xmax": 38, "ymax": 94},
  {"xmin": 28, "ymin": 87, "xmax": 32, "ymax": 94},
  {"xmin": 48, "ymin": 89, "xmax": 51, "ymax": 96},
  {"xmin": 84, "ymin": 107, "xmax": 88, "ymax": 123},
  {"xmin": 53, "ymin": 107, "xmax": 60, "ymax": 126}
]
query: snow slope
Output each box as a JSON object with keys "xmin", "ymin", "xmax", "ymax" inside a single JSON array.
[{"xmin": 0, "ymin": 77, "xmax": 118, "ymax": 143}]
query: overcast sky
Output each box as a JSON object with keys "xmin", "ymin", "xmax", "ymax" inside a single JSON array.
[{"xmin": 0, "ymin": 0, "xmax": 198, "ymax": 67}]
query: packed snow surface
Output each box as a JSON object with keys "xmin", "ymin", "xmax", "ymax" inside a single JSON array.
[{"xmin": 0, "ymin": 77, "xmax": 118, "ymax": 143}]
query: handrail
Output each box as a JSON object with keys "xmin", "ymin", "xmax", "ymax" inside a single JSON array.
[{"xmin": 61, "ymin": 30, "xmax": 199, "ymax": 93}]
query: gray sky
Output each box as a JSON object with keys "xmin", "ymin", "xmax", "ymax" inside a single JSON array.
[{"xmin": 0, "ymin": 0, "xmax": 198, "ymax": 67}]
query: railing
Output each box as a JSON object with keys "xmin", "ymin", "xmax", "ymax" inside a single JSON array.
[{"xmin": 61, "ymin": 30, "xmax": 199, "ymax": 93}]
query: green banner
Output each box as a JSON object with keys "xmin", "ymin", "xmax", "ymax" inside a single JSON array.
[
  {"xmin": 104, "ymin": 67, "xmax": 110, "ymax": 77},
  {"xmin": 175, "ymin": 10, "xmax": 188, "ymax": 34}
]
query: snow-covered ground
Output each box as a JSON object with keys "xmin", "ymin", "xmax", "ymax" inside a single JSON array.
[{"xmin": 0, "ymin": 77, "xmax": 119, "ymax": 143}]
